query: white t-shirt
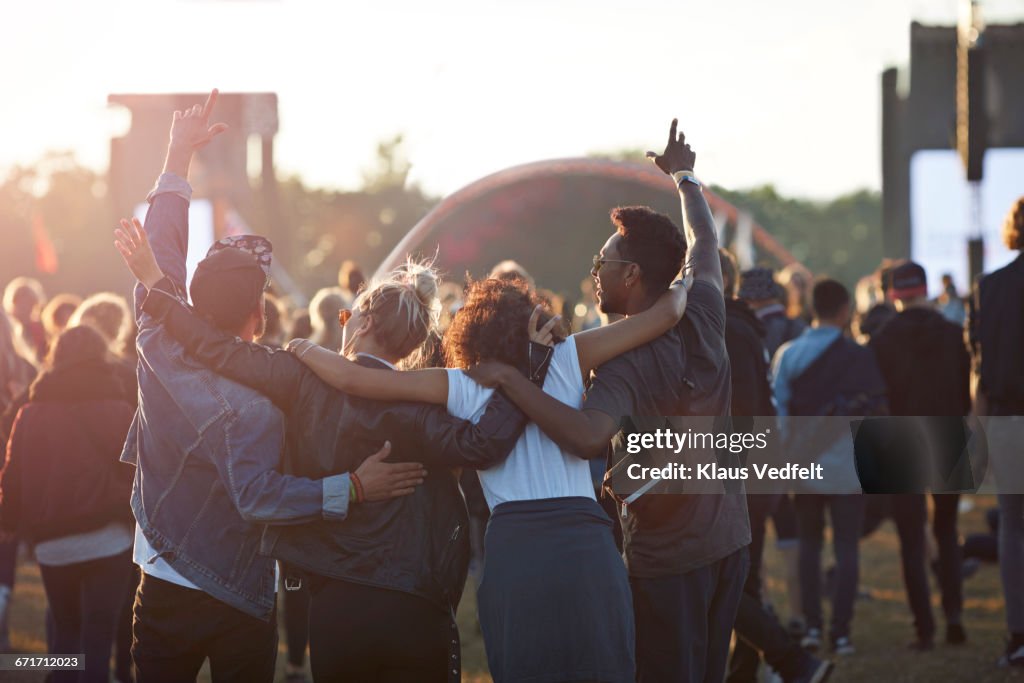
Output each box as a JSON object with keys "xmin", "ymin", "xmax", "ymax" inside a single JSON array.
[
  {"xmin": 133, "ymin": 524, "xmax": 201, "ymax": 590},
  {"xmin": 133, "ymin": 524, "xmax": 281, "ymax": 592},
  {"xmin": 446, "ymin": 336, "xmax": 596, "ymax": 510}
]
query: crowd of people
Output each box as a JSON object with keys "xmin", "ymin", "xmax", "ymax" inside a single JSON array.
[{"xmin": 0, "ymin": 89, "xmax": 1022, "ymax": 683}]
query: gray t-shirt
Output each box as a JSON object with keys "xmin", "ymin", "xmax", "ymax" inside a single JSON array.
[{"xmin": 585, "ymin": 280, "xmax": 751, "ymax": 578}]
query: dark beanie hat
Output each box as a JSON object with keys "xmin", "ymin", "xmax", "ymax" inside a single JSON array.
[
  {"xmin": 190, "ymin": 242, "xmax": 270, "ymax": 332},
  {"xmin": 738, "ymin": 267, "xmax": 778, "ymax": 302}
]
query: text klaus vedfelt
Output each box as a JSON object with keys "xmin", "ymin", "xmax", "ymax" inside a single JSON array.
[{"xmin": 623, "ymin": 428, "xmax": 823, "ymax": 481}]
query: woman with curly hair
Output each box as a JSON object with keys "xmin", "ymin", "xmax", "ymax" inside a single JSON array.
[{"xmin": 291, "ymin": 273, "xmax": 688, "ymax": 683}]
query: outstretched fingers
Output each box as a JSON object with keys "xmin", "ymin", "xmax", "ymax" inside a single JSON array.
[{"xmin": 201, "ymin": 88, "xmax": 220, "ymax": 121}]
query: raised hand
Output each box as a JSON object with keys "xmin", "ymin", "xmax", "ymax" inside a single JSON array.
[
  {"xmin": 169, "ymin": 88, "xmax": 229, "ymax": 152},
  {"xmin": 645, "ymin": 119, "xmax": 697, "ymax": 176},
  {"xmin": 528, "ymin": 305, "xmax": 561, "ymax": 347},
  {"xmin": 114, "ymin": 217, "xmax": 164, "ymax": 289},
  {"xmin": 353, "ymin": 442, "xmax": 428, "ymax": 502}
]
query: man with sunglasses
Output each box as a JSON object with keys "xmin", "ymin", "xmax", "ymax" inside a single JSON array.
[
  {"xmin": 468, "ymin": 122, "xmax": 752, "ymax": 682},
  {"xmin": 115, "ymin": 90, "xmax": 423, "ymax": 682}
]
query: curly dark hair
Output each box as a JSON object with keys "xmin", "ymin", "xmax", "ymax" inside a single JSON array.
[
  {"xmin": 1005, "ymin": 196, "xmax": 1024, "ymax": 251},
  {"xmin": 610, "ymin": 206, "xmax": 687, "ymax": 291},
  {"xmin": 443, "ymin": 276, "xmax": 565, "ymax": 373}
]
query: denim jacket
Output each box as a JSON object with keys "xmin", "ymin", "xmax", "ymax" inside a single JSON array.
[{"xmin": 121, "ymin": 174, "xmax": 349, "ymax": 620}]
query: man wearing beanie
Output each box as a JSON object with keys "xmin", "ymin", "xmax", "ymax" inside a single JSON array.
[
  {"xmin": 739, "ymin": 267, "xmax": 806, "ymax": 360},
  {"xmin": 868, "ymin": 260, "xmax": 971, "ymax": 651},
  {"xmin": 116, "ymin": 91, "xmax": 421, "ymax": 682}
]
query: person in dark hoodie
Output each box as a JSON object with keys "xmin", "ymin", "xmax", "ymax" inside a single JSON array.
[
  {"xmin": 1, "ymin": 325, "xmax": 136, "ymax": 683},
  {"xmin": 721, "ymin": 250, "xmax": 832, "ymax": 683},
  {"xmin": 869, "ymin": 260, "xmax": 972, "ymax": 650}
]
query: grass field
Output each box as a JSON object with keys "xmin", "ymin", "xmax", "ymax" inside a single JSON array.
[{"xmin": 2, "ymin": 496, "xmax": 1021, "ymax": 682}]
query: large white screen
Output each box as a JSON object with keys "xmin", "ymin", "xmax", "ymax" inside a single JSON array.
[
  {"xmin": 910, "ymin": 149, "xmax": 1022, "ymax": 296},
  {"xmin": 133, "ymin": 199, "xmax": 215, "ymax": 298}
]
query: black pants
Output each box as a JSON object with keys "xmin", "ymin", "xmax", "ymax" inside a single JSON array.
[
  {"xmin": 796, "ymin": 494, "xmax": 864, "ymax": 639},
  {"xmin": 931, "ymin": 494, "xmax": 963, "ymax": 625},
  {"xmin": 732, "ymin": 593, "xmax": 813, "ymax": 682},
  {"xmin": 890, "ymin": 494, "xmax": 935, "ymax": 639},
  {"xmin": 280, "ymin": 563, "xmax": 310, "ymax": 668},
  {"xmin": 115, "ymin": 565, "xmax": 140, "ymax": 683},
  {"xmin": 632, "ymin": 547, "xmax": 749, "ymax": 683},
  {"xmin": 729, "ymin": 494, "xmax": 780, "ymax": 682},
  {"xmin": 307, "ymin": 577, "xmax": 453, "ymax": 682},
  {"xmin": 890, "ymin": 493, "xmax": 963, "ymax": 638},
  {"xmin": 38, "ymin": 550, "xmax": 134, "ymax": 683},
  {"xmin": 131, "ymin": 574, "xmax": 277, "ymax": 683}
]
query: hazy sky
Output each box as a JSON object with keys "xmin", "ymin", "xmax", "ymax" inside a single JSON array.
[{"xmin": 4, "ymin": 0, "xmax": 1023, "ymax": 199}]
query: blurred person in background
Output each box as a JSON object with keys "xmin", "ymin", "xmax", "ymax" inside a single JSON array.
[
  {"xmin": 739, "ymin": 267, "xmax": 805, "ymax": 632},
  {"xmin": 0, "ymin": 309, "xmax": 37, "ymax": 652},
  {"xmin": 3, "ymin": 277, "xmax": 47, "ymax": 362},
  {"xmin": 935, "ymin": 273, "xmax": 966, "ymax": 327},
  {"xmin": 436, "ymin": 281, "xmax": 464, "ymax": 331},
  {"xmin": 773, "ymin": 278, "xmax": 887, "ymax": 657},
  {"xmin": 967, "ymin": 196, "xmax": 1024, "ymax": 668},
  {"xmin": 41, "ymin": 294, "xmax": 82, "ymax": 343},
  {"xmin": 853, "ymin": 264, "xmax": 896, "ymax": 345},
  {"xmin": 739, "ymin": 268, "xmax": 806, "ymax": 359},
  {"xmin": 66, "ymin": 294, "xmax": 140, "ymax": 683},
  {"xmin": 0, "ymin": 325, "xmax": 136, "ymax": 683},
  {"xmin": 259, "ymin": 293, "xmax": 289, "ymax": 349},
  {"xmin": 68, "ymin": 293, "xmax": 131, "ymax": 355},
  {"xmin": 308, "ymin": 287, "xmax": 346, "ymax": 352},
  {"xmin": 573, "ymin": 276, "xmax": 603, "ymax": 332},
  {"xmin": 778, "ymin": 264, "xmax": 811, "ymax": 323},
  {"xmin": 337, "ymin": 259, "xmax": 366, "ymax": 303},
  {"xmin": 720, "ymin": 250, "xmax": 832, "ymax": 683},
  {"xmin": 489, "ymin": 259, "xmax": 535, "ymax": 288},
  {"xmin": 291, "ymin": 309, "xmax": 313, "ymax": 341}
]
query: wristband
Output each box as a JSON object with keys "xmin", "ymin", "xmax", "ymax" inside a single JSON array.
[
  {"xmin": 350, "ymin": 472, "xmax": 365, "ymax": 504},
  {"xmin": 671, "ymin": 170, "xmax": 695, "ymax": 183},
  {"xmin": 675, "ymin": 174, "xmax": 701, "ymax": 189}
]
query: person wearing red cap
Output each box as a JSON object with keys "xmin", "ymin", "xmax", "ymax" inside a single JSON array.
[{"xmin": 868, "ymin": 260, "xmax": 971, "ymax": 651}]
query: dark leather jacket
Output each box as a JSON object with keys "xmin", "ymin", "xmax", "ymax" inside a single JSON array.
[
  {"xmin": 968, "ymin": 253, "xmax": 1024, "ymax": 413},
  {"xmin": 142, "ymin": 285, "xmax": 532, "ymax": 612}
]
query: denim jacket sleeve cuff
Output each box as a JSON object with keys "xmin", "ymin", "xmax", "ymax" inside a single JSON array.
[
  {"xmin": 147, "ymin": 173, "xmax": 193, "ymax": 204},
  {"xmin": 141, "ymin": 280, "xmax": 189, "ymax": 319},
  {"xmin": 322, "ymin": 473, "xmax": 351, "ymax": 520}
]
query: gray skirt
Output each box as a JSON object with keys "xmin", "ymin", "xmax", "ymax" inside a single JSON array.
[{"xmin": 477, "ymin": 496, "xmax": 635, "ymax": 683}]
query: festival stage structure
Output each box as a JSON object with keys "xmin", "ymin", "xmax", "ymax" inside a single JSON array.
[
  {"xmin": 882, "ymin": 17, "xmax": 1024, "ymax": 284},
  {"xmin": 375, "ymin": 157, "xmax": 806, "ymax": 292}
]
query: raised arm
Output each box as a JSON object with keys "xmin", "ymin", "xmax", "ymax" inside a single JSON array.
[
  {"xmin": 647, "ymin": 119, "xmax": 723, "ymax": 292},
  {"xmin": 290, "ymin": 341, "xmax": 449, "ymax": 405},
  {"xmin": 574, "ymin": 280, "xmax": 687, "ymax": 377},
  {"xmin": 128, "ymin": 90, "xmax": 229, "ymax": 324}
]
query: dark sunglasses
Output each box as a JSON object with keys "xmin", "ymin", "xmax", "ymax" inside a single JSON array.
[{"xmin": 592, "ymin": 255, "xmax": 636, "ymax": 273}]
